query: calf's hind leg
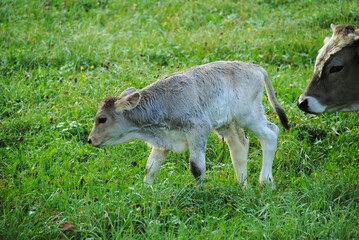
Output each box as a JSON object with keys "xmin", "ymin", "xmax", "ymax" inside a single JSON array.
[
  {"xmin": 244, "ymin": 118, "xmax": 279, "ymax": 188},
  {"xmin": 219, "ymin": 123, "xmax": 249, "ymax": 186}
]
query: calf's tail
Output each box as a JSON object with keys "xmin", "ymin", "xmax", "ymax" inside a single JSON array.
[{"xmin": 257, "ymin": 67, "xmax": 290, "ymax": 130}]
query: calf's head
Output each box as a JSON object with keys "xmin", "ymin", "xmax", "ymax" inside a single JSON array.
[
  {"xmin": 298, "ymin": 24, "xmax": 359, "ymax": 114},
  {"xmin": 88, "ymin": 87, "xmax": 141, "ymax": 147}
]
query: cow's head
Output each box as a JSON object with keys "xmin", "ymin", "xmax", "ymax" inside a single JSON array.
[
  {"xmin": 298, "ymin": 24, "xmax": 359, "ymax": 114},
  {"xmin": 88, "ymin": 87, "xmax": 141, "ymax": 147}
]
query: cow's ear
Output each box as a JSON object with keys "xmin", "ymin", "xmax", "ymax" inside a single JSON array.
[
  {"xmin": 354, "ymin": 29, "xmax": 359, "ymax": 43},
  {"xmin": 115, "ymin": 92, "xmax": 141, "ymax": 112},
  {"xmin": 330, "ymin": 23, "xmax": 336, "ymax": 32},
  {"xmin": 119, "ymin": 87, "xmax": 137, "ymax": 98},
  {"xmin": 324, "ymin": 37, "xmax": 331, "ymax": 45}
]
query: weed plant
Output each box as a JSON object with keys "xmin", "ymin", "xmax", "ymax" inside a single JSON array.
[{"xmin": 1, "ymin": 0, "xmax": 358, "ymax": 239}]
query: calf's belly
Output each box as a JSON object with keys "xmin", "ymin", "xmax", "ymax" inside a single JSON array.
[{"xmin": 146, "ymin": 130, "xmax": 189, "ymax": 153}]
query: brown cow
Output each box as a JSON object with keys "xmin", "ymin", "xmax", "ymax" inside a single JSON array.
[{"xmin": 298, "ymin": 24, "xmax": 359, "ymax": 114}]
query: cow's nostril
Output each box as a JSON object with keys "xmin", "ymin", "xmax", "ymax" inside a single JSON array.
[
  {"xmin": 300, "ymin": 99, "xmax": 308, "ymax": 107},
  {"xmin": 298, "ymin": 98, "xmax": 308, "ymax": 112},
  {"xmin": 88, "ymin": 139, "xmax": 92, "ymax": 144}
]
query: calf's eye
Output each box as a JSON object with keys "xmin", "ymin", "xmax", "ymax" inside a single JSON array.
[
  {"xmin": 98, "ymin": 117, "xmax": 107, "ymax": 124},
  {"xmin": 329, "ymin": 66, "xmax": 343, "ymax": 73}
]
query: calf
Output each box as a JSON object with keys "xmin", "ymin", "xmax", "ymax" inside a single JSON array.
[{"xmin": 88, "ymin": 61, "xmax": 289, "ymax": 188}]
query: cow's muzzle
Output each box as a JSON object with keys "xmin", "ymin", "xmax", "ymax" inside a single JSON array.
[
  {"xmin": 297, "ymin": 95, "xmax": 326, "ymax": 114},
  {"xmin": 87, "ymin": 138, "xmax": 101, "ymax": 148},
  {"xmin": 297, "ymin": 97, "xmax": 310, "ymax": 113}
]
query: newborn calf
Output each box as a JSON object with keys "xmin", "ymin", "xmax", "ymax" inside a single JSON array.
[{"xmin": 88, "ymin": 61, "xmax": 289, "ymax": 188}]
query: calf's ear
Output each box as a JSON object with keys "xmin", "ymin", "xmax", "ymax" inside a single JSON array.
[
  {"xmin": 119, "ymin": 87, "xmax": 137, "ymax": 98},
  {"xmin": 115, "ymin": 92, "xmax": 141, "ymax": 112}
]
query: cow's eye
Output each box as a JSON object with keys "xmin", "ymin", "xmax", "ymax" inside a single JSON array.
[
  {"xmin": 98, "ymin": 117, "xmax": 107, "ymax": 124},
  {"xmin": 329, "ymin": 66, "xmax": 343, "ymax": 73}
]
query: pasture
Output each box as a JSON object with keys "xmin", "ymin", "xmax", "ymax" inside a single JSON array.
[{"xmin": 1, "ymin": 0, "xmax": 358, "ymax": 239}]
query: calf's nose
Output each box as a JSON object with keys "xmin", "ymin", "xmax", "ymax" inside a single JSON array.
[{"xmin": 88, "ymin": 138, "xmax": 92, "ymax": 145}]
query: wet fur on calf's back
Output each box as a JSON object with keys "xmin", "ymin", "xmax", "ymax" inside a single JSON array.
[{"xmin": 123, "ymin": 61, "xmax": 288, "ymax": 131}]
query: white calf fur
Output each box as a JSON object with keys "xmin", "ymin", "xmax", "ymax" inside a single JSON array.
[{"xmin": 88, "ymin": 61, "xmax": 289, "ymax": 188}]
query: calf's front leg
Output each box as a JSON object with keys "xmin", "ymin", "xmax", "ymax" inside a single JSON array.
[
  {"xmin": 143, "ymin": 147, "xmax": 169, "ymax": 185},
  {"xmin": 187, "ymin": 122, "xmax": 211, "ymax": 186}
]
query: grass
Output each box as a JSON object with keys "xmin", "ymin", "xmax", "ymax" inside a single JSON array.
[{"xmin": 1, "ymin": 0, "xmax": 359, "ymax": 239}]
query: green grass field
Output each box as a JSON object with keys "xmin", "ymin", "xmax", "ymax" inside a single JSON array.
[{"xmin": 1, "ymin": 0, "xmax": 359, "ymax": 239}]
